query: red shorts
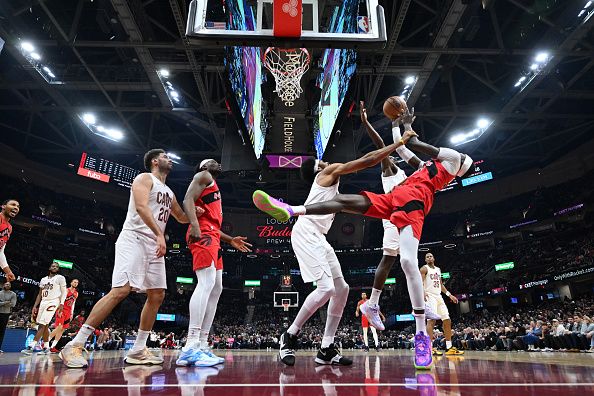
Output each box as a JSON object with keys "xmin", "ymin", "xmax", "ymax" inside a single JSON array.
[
  {"xmin": 187, "ymin": 231, "xmax": 222, "ymax": 271},
  {"xmin": 360, "ymin": 184, "xmax": 433, "ymax": 240},
  {"xmin": 54, "ymin": 310, "xmax": 73, "ymax": 329},
  {"xmin": 361, "ymin": 315, "xmax": 369, "ymax": 328}
]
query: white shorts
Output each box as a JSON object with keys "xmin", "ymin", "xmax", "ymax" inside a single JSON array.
[
  {"xmin": 426, "ymin": 294, "xmax": 450, "ymax": 320},
  {"xmin": 112, "ymin": 230, "xmax": 167, "ymax": 292},
  {"xmin": 382, "ymin": 220, "xmax": 400, "ymax": 256},
  {"xmin": 37, "ymin": 298, "xmax": 60, "ymax": 325},
  {"xmin": 291, "ymin": 221, "xmax": 344, "ymax": 283}
]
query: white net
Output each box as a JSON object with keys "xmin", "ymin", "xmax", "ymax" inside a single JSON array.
[{"xmin": 264, "ymin": 47, "xmax": 310, "ymax": 103}]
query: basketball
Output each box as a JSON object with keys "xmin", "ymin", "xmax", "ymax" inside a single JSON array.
[{"xmin": 383, "ymin": 96, "xmax": 408, "ymax": 120}]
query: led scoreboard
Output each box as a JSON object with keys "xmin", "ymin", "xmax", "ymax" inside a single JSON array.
[{"xmin": 77, "ymin": 152, "xmax": 140, "ymax": 188}]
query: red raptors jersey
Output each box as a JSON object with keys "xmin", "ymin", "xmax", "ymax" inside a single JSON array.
[
  {"xmin": 358, "ymin": 299, "xmax": 367, "ymax": 308},
  {"xmin": 64, "ymin": 288, "xmax": 78, "ymax": 313},
  {"xmin": 0, "ymin": 214, "xmax": 12, "ymax": 250},
  {"xmin": 403, "ymin": 160, "xmax": 455, "ymax": 194},
  {"xmin": 193, "ymin": 180, "xmax": 223, "ymax": 235}
]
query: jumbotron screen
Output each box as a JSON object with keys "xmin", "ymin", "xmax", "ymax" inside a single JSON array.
[
  {"xmin": 77, "ymin": 152, "xmax": 141, "ymax": 189},
  {"xmin": 225, "ymin": 0, "xmax": 265, "ymax": 159}
]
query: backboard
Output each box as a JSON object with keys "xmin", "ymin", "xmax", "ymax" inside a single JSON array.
[
  {"xmin": 186, "ymin": 0, "xmax": 386, "ymax": 49},
  {"xmin": 274, "ymin": 291, "xmax": 299, "ymax": 308}
]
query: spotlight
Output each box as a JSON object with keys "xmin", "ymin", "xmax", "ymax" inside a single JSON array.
[
  {"xmin": 585, "ymin": 1, "xmax": 592, "ymax": 8},
  {"xmin": 105, "ymin": 128, "xmax": 124, "ymax": 140},
  {"xmin": 21, "ymin": 42, "xmax": 35, "ymax": 52},
  {"xmin": 82, "ymin": 113, "xmax": 96, "ymax": 125},
  {"xmin": 168, "ymin": 153, "xmax": 181, "ymax": 160},
  {"xmin": 530, "ymin": 63, "xmax": 538, "ymax": 70},
  {"xmin": 404, "ymin": 76, "xmax": 416, "ymax": 85},
  {"xmin": 476, "ymin": 118, "xmax": 490, "ymax": 129},
  {"xmin": 514, "ymin": 76, "xmax": 527, "ymax": 87},
  {"xmin": 159, "ymin": 69, "xmax": 170, "ymax": 77},
  {"xmin": 534, "ymin": 52, "xmax": 549, "ymax": 63},
  {"xmin": 170, "ymin": 90, "xmax": 179, "ymax": 98},
  {"xmin": 30, "ymin": 52, "xmax": 41, "ymax": 60}
]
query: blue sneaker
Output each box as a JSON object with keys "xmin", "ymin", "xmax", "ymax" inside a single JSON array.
[
  {"xmin": 414, "ymin": 332, "xmax": 433, "ymax": 370},
  {"xmin": 176, "ymin": 346, "xmax": 220, "ymax": 367},
  {"xmin": 200, "ymin": 347, "xmax": 225, "ymax": 364}
]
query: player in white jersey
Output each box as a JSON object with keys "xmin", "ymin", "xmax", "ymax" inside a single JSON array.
[
  {"xmin": 22, "ymin": 262, "xmax": 67, "ymax": 354},
  {"xmin": 420, "ymin": 252, "xmax": 463, "ymax": 356},
  {"xmin": 357, "ymin": 101, "xmax": 425, "ymax": 330},
  {"xmin": 60, "ymin": 149, "xmax": 190, "ymax": 368},
  {"xmin": 252, "ymin": 131, "xmax": 416, "ymax": 366}
]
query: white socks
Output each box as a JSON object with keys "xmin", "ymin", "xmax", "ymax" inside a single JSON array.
[
  {"xmin": 369, "ymin": 288, "xmax": 382, "ymax": 306},
  {"xmin": 413, "ymin": 312, "xmax": 427, "ymax": 334},
  {"xmin": 446, "ymin": 340, "xmax": 452, "ymax": 349},
  {"xmin": 131, "ymin": 329, "xmax": 150, "ymax": 352},
  {"xmin": 185, "ymin": 325, "xmax": 201, "ymax": 348},
  {"xmin": 292, "ymin": 205, "xmax": 306, "ymax": 215},
  {"xmin": 71, "ymin": 324, "xmax": 94, "ymax": 346},
  {"xmin": 370, "ymin": 326, "xmax": 379, "ymax": 346}
]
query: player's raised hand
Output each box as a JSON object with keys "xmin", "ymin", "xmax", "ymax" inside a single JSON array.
[
  {"xmin": 231, "ymin": 236, "xmax": 252, "ymax": 252},
  {"xmin": 360, "ymin": 101, "xmax": 368, "ymax": 123},
  {"xmin": 400, "ymin": 107, "xmax": 416, "ymax": 127},
  {"xmin": 401, "ymin": 129, "xmax": 418, "ymax": 144},
  {"xmin": 156, "ymin": 234, "xmax": 167, "ymax": 258}
]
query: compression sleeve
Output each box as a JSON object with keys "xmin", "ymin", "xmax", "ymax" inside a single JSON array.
[{"xmin": 59, "ymin": 276, "xmax": 67, "ymax": 305}]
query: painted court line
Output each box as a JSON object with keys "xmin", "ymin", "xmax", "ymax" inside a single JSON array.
[{"xmin": 2, "ymin": 383, "xmax": 594, "ymax": 388}]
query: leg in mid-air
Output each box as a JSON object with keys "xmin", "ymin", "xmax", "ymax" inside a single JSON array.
[{"xmin": 370, "ymin": 326, "xmax": 380, "ymax": 351}]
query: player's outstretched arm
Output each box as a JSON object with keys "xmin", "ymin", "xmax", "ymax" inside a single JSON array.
[
  {"xmin": 391, "ymin": 108, "xmax": 426, "ymax": 169},
  {"xmin": 360, "ymin": 101, "xmax": 394, "ymax": 174},
  {"xmin": 326, "ymin": 129, "xmax": 417, "ymax": 179},
  {"xmin": 219, "ymin": 231, "xmax": 252, "ymax": 253},
  {"xmin": 183, "ymin": 171, "xmax": 213, "ymax": 244},
  {"xmin": 397, "ymin": 109, "xmax": 439, "ymax": 158}
]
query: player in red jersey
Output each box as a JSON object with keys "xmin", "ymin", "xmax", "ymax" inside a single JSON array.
[
  {"xmin": 177, "ymin": 159, "xmax": 252, "ymax": 367},
  {"xmin": 48, "ymin": 278, "xmax": 79, "ymax": 352},
  {"xmin": 356, "ymin": 292, "xmax": 384, "ymax": 351},
  {"xmin": 253, "ymin": 110, "xmax": 475, "ymax": 369},
  {"xmin": 0, "ymin": 199, "xmax": 20, "ymax": 282}
]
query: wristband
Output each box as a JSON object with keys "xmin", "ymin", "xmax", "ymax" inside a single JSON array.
[
  {"xmin": 399, "ymin": 138, "xmax": 405, "ymax": 146},
  {"xmin": 446, "ymin": 291, "xmax": 451, "ymax": 297}
]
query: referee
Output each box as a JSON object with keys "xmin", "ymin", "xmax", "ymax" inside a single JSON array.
[{"xmin": 0, "ymin": 281, "xmax": 17, "ymax": 352}]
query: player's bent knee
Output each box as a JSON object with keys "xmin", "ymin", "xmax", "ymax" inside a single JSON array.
[
  {"xmin": 110, "ymin": 286, "xmax": 130, "ymax": 301},
  {"xmin": 147, "ymin": 289, "xmax": 166, "ymax": 304}
]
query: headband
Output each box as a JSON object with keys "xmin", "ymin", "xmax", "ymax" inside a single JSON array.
[{"xmin": 199, "ymin": 159, "xmax": 215, "ymax": 169}]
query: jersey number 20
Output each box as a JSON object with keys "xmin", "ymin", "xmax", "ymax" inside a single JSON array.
[{"xmin": 158, "ymin": 207, "xmax": 170, "ymax": 223}]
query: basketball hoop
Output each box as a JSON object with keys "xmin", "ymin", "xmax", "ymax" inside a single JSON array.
[
  {"xmin": 263, "ymin": 47, "xmax": 310, "ymax": 104},
  {"xmin": 282, "ymin": 302, "xmax": 290, "ymax": 312}
]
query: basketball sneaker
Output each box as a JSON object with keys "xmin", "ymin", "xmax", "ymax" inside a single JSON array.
[
  {"xmin": 59, "ymin": 344, "xmax": 88, "ymax": 368},
  {"xmin": 252, "ymin": 191, "xmax": 294, "ymax": 222},
  {"xmin": 315, "ymin": 344, "xmax": 353, "ymax": 366},
  {"xmin": 432, "ymin": 348, "xmax": 443, "ymax": 356},
  {"xmin": 445, "ymin": 347, "xmax": 464, "ymax": 356},
  {"xmin": 124, "ymin": 347, "xmax": 164, "ymax": 365},
  {"xmin": 50, "ymin": 347, "xmax": 60, "ymax": 354},
  {"xmin": 21, "ymin": 346, "xmax": 34, "ymax": 355},
  {"xmin": 279, "ymin": 331, "xmax": 298, "ymax": 366},
  {"xmin": 414, "ymin": 332, "xmax": 433, "ymax": 370},
  {"xmin": 200, "ymin": 346, "xmax": 225, "ymax": 364},
  {"xmin": 360, "ymin": 301, "xmax": 385, "ymax": 330},
  {"xmin": 176, "ymin": 345, "xmax": 220, "ymax": 367}
]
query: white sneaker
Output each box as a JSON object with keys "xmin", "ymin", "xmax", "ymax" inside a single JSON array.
[
  {"xmin": 200, "ymin": 346, "xmax": 225, "ymax": 364},
  {"xmin": 59, "ymin": 344, "xmax": 88, "ymax": 368},
  {"xmin": 360, "ymin": 301, "xmax": 385, "ymax": 331},
  {"xmin": 124, "ymin": 347, "xmax": 164, "ymax": 365}
]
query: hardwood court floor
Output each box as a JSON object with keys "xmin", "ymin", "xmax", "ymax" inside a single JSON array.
[{"xmin": 0, "ymin": 349, "xmax": 593, "ymax": 395}]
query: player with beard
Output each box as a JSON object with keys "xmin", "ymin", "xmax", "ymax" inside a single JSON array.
[
  {"xmin": 176, "ymin": 159, "xmax": 252, "ymax": 367},
  {"xmin": 0, "ymin": 199, "xmax": 20, "ymax": 282},
  {"xmin": 60, "ymin": 149, "xmax": 190, "ymax": 368}
]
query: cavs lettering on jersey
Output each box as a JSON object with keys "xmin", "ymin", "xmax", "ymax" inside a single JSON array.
[
  {"xmin": 39, "ymin": 274, "xmax": 66, "ymax": 301},
  {"xmin": 424, "ymin": 265, "xmax": 442, "ymax": 296},
  {"xmin": 0, "ymin": 215, "xmax": 12, "ymax": 250},
  {"xmin": 122, "ymin": 174, "xmax": 174, "ymax": 239}
]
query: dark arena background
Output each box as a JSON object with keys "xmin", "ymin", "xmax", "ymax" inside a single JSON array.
[{"xmin": 0, "ymin": 0, "xmax": 593, "ymax": 394}]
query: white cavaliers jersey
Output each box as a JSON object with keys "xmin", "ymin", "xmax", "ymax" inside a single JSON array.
[
  {"xmin": 423, "ymin": 265, "xmax": 442, "ymax": 296},
  {"xmin": 122, "ymin": 173, "xmax": 174, "ymax": 239},
  {"xmin": 381, "ymin": 168, "xmax": 407, "ymax": 229},
  {"xmin": 296, "ymin": 173, "xmax": 340, "ymax": 234},
  {"xmin": 39, "ymin": 274, "xmax": 66, "ymax": 301}
]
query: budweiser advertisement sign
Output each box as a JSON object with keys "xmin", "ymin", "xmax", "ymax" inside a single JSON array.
[{"xmin": 256, "ymin": 218, "xmax": 295, "ymax": 245}]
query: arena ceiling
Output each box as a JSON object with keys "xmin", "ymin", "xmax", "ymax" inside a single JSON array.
[{"xmin": 0, "ymin": 0, "xmax": 593, "ymax": 206}]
